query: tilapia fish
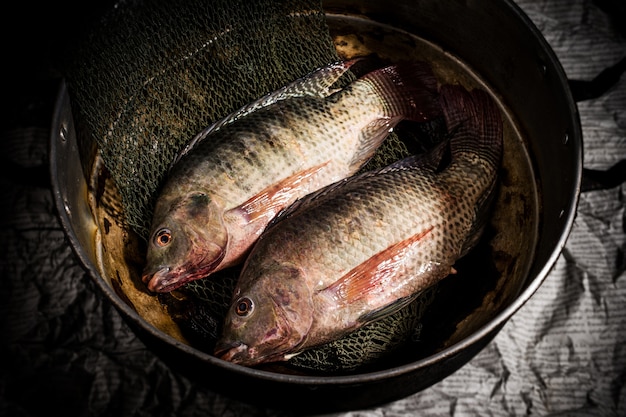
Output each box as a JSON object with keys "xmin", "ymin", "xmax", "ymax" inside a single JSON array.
[
  {"xmin": 142, "ymin": 60, "xmax": 441, "ymax": 293},
  {"xmin": 215, "ymin": 84, "xmax": 503, "ymax": 366}
]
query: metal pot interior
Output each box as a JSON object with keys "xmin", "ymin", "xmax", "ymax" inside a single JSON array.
[{"xmin": 50, "ymin": 0, "xmax": 581, "ymax": 411}]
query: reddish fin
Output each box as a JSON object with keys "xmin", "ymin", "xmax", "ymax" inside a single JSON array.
[
  {"xmin": 234, "ymin": 161, "xmax": 331, "ymax": 224},
  {"xmin": 363, "ymin": 61, "xmax": 441, "ymax": 122},
  {"xmin": 322, "ymin": 226, "xmax": 434, "ymax": 304},
  {"xmin": 440, "ymin": 85, "xmax": 503, "ymax": 169}
]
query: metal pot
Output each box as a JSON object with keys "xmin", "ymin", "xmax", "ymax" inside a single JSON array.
[{"xmin": 50, "ymin": 0, "xmax": 581, "ymax": 412}]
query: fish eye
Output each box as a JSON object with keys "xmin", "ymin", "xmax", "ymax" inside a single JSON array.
[
  {"xmin": 235, "ymin": 297, "xmax": 254, "ymax": 317},
  {"xmin": 154, "ymin": 228, "xmax": 172, "ymax": 247}
]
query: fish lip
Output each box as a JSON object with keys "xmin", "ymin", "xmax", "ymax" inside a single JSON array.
[
  {"xmin": 141, "ymin": 267, "xmax": 184, "ymax": 293},
  {"xmin": 215, "ymin": 340, "xmax": 294, "ymax": 366},
  {"xmin": 142, "ymin": 253, "xmax": 223, "ymax": 293},
  {"xmin": 142, "ymin": 245, "xmax": 227, "ymax": 292},
  {"xmin": 215, "ymin": 341, "xmax": 249, "ymax": 363}
]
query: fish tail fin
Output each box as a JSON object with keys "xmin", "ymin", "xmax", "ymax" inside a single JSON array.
[
  {"xmin": 345, "ymin": 62, "xmax": 442, "ymax": 170},
  {"xmin": 440, "ymin": 84, "xmax": 503, "ymax": 170},
  {"xmin": 364, "ymin": 61, "xmax": 442, "ymax": 122},
  {"xmin": 440, "ymin": 85, "xmax": 504, "ymax": 256}
]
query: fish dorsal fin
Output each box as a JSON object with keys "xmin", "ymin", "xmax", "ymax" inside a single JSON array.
[
  {"xmin": 171, "ymin": 60, "xmax": 359, "ymax": 169},
  {"xmin": 270, "ymin": 137, "xmax": 450, "ymax": 229},
  {"xmin": 320, "ymin": 226, "xmax": 434, "ymax": 308},
  {"xmin": 267, "ymin": 158, "xmax": 392, "ymax": 230},
  {"xmin": 267, "ymin": 171, "xmax": 363, "ymax": 229}
]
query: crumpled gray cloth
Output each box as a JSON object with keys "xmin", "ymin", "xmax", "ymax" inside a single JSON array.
[{"xmin": 1, "ymin": 1, "xmax": 625, "ymax": 416}]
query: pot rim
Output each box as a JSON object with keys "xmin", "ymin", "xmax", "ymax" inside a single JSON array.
[{"xmin": 49, "ymin": 0, "xmax": 582, "ymax": 389}]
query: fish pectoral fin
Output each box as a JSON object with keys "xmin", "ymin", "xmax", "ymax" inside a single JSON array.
[
  {"xmin": 357, "ymin": 293, "xmax": 419, "ymax": 324},
  {"xmin": 322, "ymin": 226, "xmax": 434, "ymax": 305},
  {"xmin": 349, "ymin": 116, "xmax": 403, "ymax": 171},
  {"xmin": 234, "ymin": 161, "xmax": 332, "ymax": 225}
]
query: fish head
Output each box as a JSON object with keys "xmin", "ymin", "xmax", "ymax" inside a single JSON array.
[
  {"xmin": 142, "ymin": 192, "xmax": 228, "ymax": 293},
  {"xmin": 215, "ymin": 262, "xmax": 314, "ymax": 366}
]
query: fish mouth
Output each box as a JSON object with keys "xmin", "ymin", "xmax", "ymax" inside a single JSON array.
[
  {"xmin": 215, "ymin": 339, "xmax": 293, "ymax": 366},
  {"xmin": 214, "ymin": 340, "xmax": 250, "ymax": 364},
  {"xmin": 142, "ymin": 267, "xmax": 175, "ymax": 293},
  {"xmin": 142, "ymin": 250, "xmax": 226, "ymax": 293},
  {"xmin": 142, "ymin": 266, "xmax": 196, "ymax": 293}
]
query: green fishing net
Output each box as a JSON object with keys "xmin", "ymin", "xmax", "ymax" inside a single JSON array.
[{"xmin": 65, "ymin": 0, "xmax": 436, "ymax": 373}]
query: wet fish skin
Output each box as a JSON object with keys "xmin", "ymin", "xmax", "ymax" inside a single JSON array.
[
  {"xmin": 215, "ymin": 84, "xmax": 503, "ymax": 366},
  {"xmin": 142, "ymin": 60, "xmax": 441, "ymax": 293}
]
